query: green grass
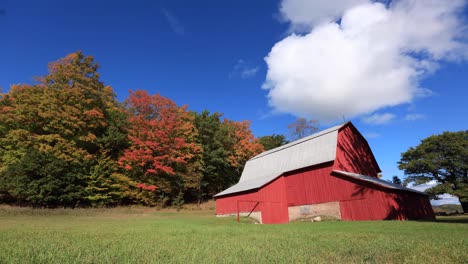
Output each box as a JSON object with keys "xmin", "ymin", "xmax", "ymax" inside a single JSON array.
[{"xmin": 0, "ymin": 206, "xmax": 467, "ymax": 263}]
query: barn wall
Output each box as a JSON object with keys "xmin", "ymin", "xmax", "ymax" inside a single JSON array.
[
  {"xmin": 285, "ymin": 162, "xmax": 370, "ymax": 206},
  {"xmin": 334, "ymin": 124, "xmax": 380, "ymax": 177},
  {"xmin": 215, "ymin": 176, "xmax": 289, "ymax": 224},
  {"xmin": 258, "ymin": 176, "xmax": 289, "ymax": 224},
  {"xmin": 389, "ymin": 191, "xmax": 435, "ymax": 220},
  {"xmin": 215, "ymin": 190, "xmax": 260, "ymax": 216},
  {"xmin": 284, "ymin": 165, "xmax": 434, "ymax": 221}
]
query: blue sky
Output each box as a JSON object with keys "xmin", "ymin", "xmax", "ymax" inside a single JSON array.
[{"xmin": 1, "ymin": 0, "xmax": 467, "ymax": 195}]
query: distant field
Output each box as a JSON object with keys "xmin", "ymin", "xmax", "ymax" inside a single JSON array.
[
  {"xmin": 0, "ymin": 206, "xmax": 467, "ymax": 263},
  {"xmin": 432, "ymin": 204, "xmax": 464, "ymax": 215}
]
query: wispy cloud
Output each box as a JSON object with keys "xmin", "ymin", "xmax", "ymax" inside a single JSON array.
[
  {"xmin": 230, "ymin": 59, "xmax": 259, "ymax": 79},
  {"xmin": 362, "ymin": 113, "xmax": 395, "ymax": 125},
  {"xmin": 241, "ymin": 67, "xmax": 259, "ymax": 79},
  {"xmin": 161, "ymin": 8, "xmax": 185, "ymax": 36},
  {"xmin": 404, "ymin": 113, "xmax": 426, "ymax": 121},
  {"xmin": 363, "ymin": 132, "xmax": 380, "ymax": 139}
]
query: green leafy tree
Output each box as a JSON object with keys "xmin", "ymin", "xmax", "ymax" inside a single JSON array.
[
  {"xmin": 193, "ymin": 111, "xmax": 264, "ymax": 202},
  {"xmin": 398, "ymin": 131, "xmax": 468, "ymax": 213},
  {"xmin": 0, "ymin": 52, "xmax": 130, "ymax": 207},
  {"xmin": 259, "ymin": 134, "xmax": 288, "ymax": 151},
  {"xmin": 392, "ymin": 176, "xmax": 402, "ymax": 185},
  {"xmin": 193, "ymin": 111, "xmax": 231, "ymax": 202}
]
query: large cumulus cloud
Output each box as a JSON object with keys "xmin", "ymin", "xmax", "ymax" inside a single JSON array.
[{"xmin": 264, "ymin": 0, "xmax": 467, "ymax": 123}]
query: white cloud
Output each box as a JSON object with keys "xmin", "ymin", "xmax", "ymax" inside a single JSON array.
[
  {"xmin": 410, "ymin": 180, "xmax": 438, "ymax": 192},
  {"xmin": 264, "ymin": 0, "xmax": 468, "ymax": 123},
  {"xmin": 280, "ymin": 0, "xmax": 368, "ymax": 31},
  {"xmin": 431, "ymin": 194, "xmax": 461, "ymax": 206},
  {"xmin": 410, "ymin": 181, "xmax": 461, "ymax": 205},
  {"xmin": 362, "ymin": 112, "xmax": 395, "ymax": 125},
  {"xmin": 404, "ymin": 113, "xmax": 425, "ymax": 121}
]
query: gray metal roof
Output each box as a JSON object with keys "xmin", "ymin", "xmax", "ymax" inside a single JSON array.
[
  {"xmin": 214, "ymin": 123, "xmax": 346, "ymax": 197},
  {"xmin": 213, "ymin": 173, "xmax": 281, "ymax": 197},
  {"xmin": 332, "ymin": 170, "xmax": 428, "ymax": 195},
  {"xmin": 239, "ymin": 123, "xmax": 345, "ymax": 182}
]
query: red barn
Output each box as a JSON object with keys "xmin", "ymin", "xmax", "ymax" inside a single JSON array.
[{"xmin": 214, "ymin": 122, "xmax": 434, "ymax": 224}]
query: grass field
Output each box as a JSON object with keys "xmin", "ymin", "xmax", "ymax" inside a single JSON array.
[{"xmin": 0, "ymin": 206, "xmax": 467, "ymax": 263}]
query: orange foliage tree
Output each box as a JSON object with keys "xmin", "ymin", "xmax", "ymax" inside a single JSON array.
[{"xmin": 224, "ymin": 120, "xmax": 264, "ymax": 170}]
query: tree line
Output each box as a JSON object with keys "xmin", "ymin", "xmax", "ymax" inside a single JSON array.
[
  {"xmin": 0, "ymin": 52, "xmax": 276, "ymax": 208},
  {"xmin": 4, "ymin": 52, "xmax": 463, "ymax": 212}
]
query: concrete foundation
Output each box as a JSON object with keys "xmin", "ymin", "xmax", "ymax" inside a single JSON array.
[{"xmin": 288, "ymin": 201, "xmax": 342, "ymax": 221}]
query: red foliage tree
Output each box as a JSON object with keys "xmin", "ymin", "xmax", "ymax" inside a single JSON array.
[{"xmin": 119, "ymin": 90, "xmax": 202, "ymax": 201}]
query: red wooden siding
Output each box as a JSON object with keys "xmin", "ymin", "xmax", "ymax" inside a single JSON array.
[
  {"xmin": 258, "ymin": 176, "xmax": 288, "ymax": 224},
  {"xmin": 284, "ymin": 164, "xmax": 434, "ymax": 221},
  {"xmin": 285, "ymin": 162, "xmax": 335, "ymax": 206},
  {"xmin": 215, "ymin": 190, "xmax": 260, "ymax": 216},
  {"xmin": 215, "ymin": 176, "xmax": 289, "ymax": 224},
  {"xmin": 217, "ymin": 164, "xmax": 434, "ymax": 222},
  {"xmin": 334, "ymin": 124, "xmax": 380, "ymax": 177},
  {"xmin": 285, "ymin": 163, "xmax": 377, "ymax": 206}
]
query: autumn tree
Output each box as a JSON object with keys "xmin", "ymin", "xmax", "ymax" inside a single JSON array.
[
  {"xmin": 224, "ymin": 120, "xmax": 264, "ymax": 176},
  {"xmin": 0, "ymin": 51, "xmax": 267, "ymax": 207},
  {"xmin": 259, "ymin": 134, "xmax": 288, "ymax": 151},
  {"xmin": 0, "ymin": 52, "xmax": 130, "ymax": 207},
  {"xmin": 218, "ymin": 119, "xmax": 265, "ymax": 194},
  {"xmin": 119, "ymin": 90, "xmax": 202, "ymax": 206},
  {"xmin": 288, "ymin": 118, "xmax": 319, "ymax": 140},
  {"xmin": 398, "ymin": 131, "xmax": 468, "ymax": 213}
]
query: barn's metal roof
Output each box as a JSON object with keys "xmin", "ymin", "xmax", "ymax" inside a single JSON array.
[
  {"xmin": 239, "ymin": 123, "xmax": 345, "ymax": 183},
  {"xmin": 213, "ymin": 173, "xmax": 281, "ymax": 197},
  {"xmin": 332, "ymin": 170, "xmax": 428, "ymax": 195},
  {"xmin": 214, "ymin": 123, "xmax": 346, "ymax": 197}
]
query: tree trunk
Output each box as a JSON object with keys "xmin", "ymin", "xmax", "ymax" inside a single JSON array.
[{"xmin": 461, "ymin": 201, "xmax": 468, "ymax": 214}]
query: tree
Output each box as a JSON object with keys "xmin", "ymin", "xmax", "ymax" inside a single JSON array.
[
  {"xmin": 398, "ymin": 131, "xmax": 468, "ymax": 213},
  {"xmin": 0, "ymin": 52, "xmax": 130, "ymax": 207},
  {"xmin": 119, "ymin": 90, "xmax": 202, "ymax": 206},
  {"xmin": 192, "ymin": 111, "xmax": 264, "ymax": 202},
  {"xmin": 223, "ymin": 119, "xmax": 265, "ymax": 178},
  {"xmin": 288, "ymin": 118, "xmax": 319, "ymax": 140},
  {"xmin": 259, "ymin": 134, "xmax": 288, "ymax": 151},
  {"xmin": 392, "ymin": 176, "xmax": 402, "ymax": 185},
  {"xmin": 193, "ymin": 111, "xmax": 230, "ymax": 202}
]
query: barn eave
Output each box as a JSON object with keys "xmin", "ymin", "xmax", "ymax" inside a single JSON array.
[{"xmin": 332, "ymin": 170, "xmax": 428, "ymax": 196}]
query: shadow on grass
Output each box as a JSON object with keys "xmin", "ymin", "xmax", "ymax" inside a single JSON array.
[{"xmin": 436, "ymin": 215, "xmax": 468, "ymax": 224}]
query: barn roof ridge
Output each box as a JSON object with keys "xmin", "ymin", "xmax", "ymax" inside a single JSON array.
[{"xmin": 250, "ymin": 122, "xmax": 348, "ymax": 161}]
